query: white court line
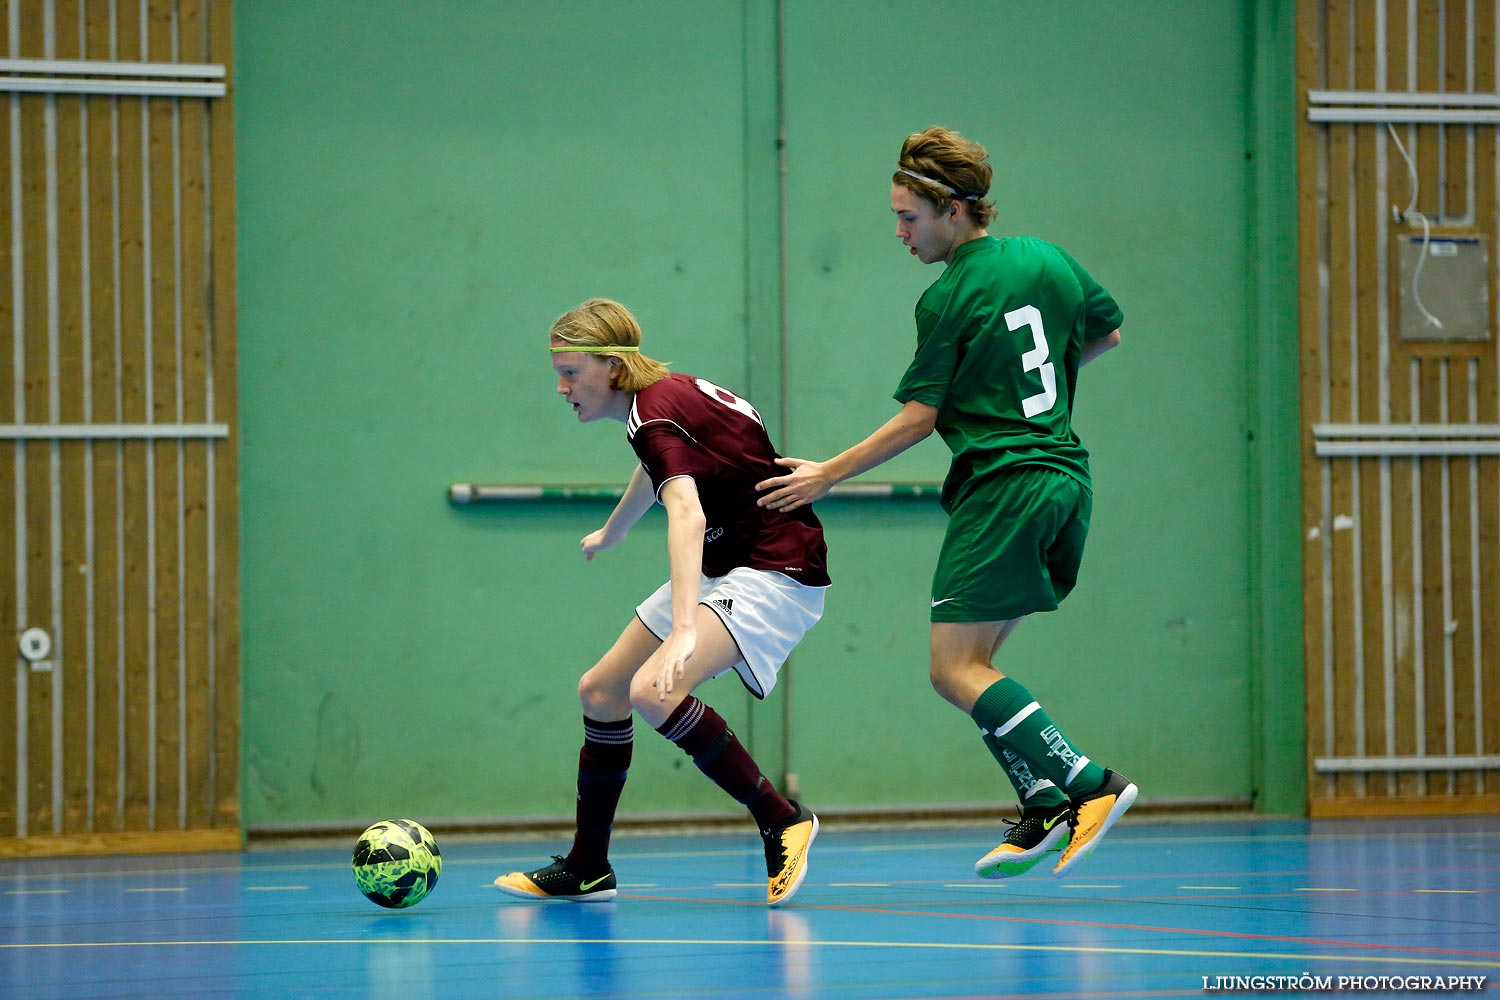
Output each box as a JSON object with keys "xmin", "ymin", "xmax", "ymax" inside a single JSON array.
[
  {"xmin": 244, "ymin": 886, "xmax": 307, "ymax": 892},
  {"xmin": 0, "ymin": 937, "xmax": 1494, "ymax": 971},
  {"xmin": 1179, "ymin": 885, "xmax": 1242, "ymax": 891},
  {"xmin": 1296, "ymin": 887, "xmax": 1357, "ymax": 892},
  {"xmin": 6, "ymin": 889, "xmax": 70, "ymax": 895},
  {"xmin": 125, "ymin": 887, "xmax": 186, "ymax": 893}
]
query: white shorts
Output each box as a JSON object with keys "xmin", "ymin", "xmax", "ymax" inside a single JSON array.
[{"xmin": 634, "ymin": 566, "xmax": 825, "ymax": 700}]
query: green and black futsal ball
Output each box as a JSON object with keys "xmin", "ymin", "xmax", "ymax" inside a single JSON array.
[{"xmin": 352, "ymin": 819, "xmax": 442, "ymax": 908}]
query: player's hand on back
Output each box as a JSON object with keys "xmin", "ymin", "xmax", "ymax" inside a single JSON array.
[{"xmin": 756, "ymin": 457, "xmax": 834, "ymax": 511}]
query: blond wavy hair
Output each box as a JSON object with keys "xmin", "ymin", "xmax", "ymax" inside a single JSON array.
[{"xmin": 549, "ymin": 298, "xmax": 670, "ymax": 392}]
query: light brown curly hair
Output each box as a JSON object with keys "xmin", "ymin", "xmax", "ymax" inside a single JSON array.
[{"xmin": 894, "ymin": 126, "xmax": 997, "ymax": 228}]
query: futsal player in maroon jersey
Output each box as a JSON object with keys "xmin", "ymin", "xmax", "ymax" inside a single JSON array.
[{"xmin": 493, "ymin": 297, "xmax": 828, "ymax": 906}]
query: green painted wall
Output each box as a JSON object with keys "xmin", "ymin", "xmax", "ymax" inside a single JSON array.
[{"xmin": 233, "ymin": 1, "xmax": 1303, "ymax": 830}]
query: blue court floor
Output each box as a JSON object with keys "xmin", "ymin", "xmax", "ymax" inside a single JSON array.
[{"xmin": 1, "ymin": 815, "xmax": 1497, "ymax": 999}]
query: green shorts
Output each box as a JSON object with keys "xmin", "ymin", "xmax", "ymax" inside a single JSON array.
[{"xmin": 929, "ymin": 465, "xmax": 1092, "ymax": 622}]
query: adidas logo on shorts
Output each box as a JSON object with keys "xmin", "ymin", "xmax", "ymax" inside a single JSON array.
[{"xmin": 709, "ymin": 598, "xmax": 734, "ymax": 616}]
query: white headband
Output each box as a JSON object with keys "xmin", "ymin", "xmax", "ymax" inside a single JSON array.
[{"xmin": 896, "ymin": 167, "xmax": 979, "ymax": 201}]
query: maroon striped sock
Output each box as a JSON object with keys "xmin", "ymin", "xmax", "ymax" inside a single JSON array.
[
  {"xmin": 657, "ymin": 697, "xmax": 794, "ymax": 830},
  {"xmin": 564, "ymin": 715, "xmax": 632, "ymax": 874}
]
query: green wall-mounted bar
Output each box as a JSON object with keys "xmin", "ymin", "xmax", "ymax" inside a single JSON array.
[{"xmin": 448, "ymin": 482, "xmax": 944, "ymax": 504}]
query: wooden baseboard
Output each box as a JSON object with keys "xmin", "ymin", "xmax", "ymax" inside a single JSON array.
[
  {"xmin": 1308, "ymin": 794, "xmax": 1500, "ymax": 818},
  {"xmin": 0, "ymin": 828, "xmax": 242, "ymax": 859}
]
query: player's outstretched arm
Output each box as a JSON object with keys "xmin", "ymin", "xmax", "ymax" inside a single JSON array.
[
  {"xmin": 756, "ymin": 399, "xmax": 938, "ymax": 511},
  {"xmin": 581, "ymin": 464, "xmax": 657, "ymax": 560},
  {"xmin": 1080, "ymin": 329, "xmax": 1121, "ymax": 368}
]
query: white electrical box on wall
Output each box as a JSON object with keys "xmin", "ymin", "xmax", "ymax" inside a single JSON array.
[{"xmin": 1397, "ymin": 233, "xmax": 1491, "ymax": 342}]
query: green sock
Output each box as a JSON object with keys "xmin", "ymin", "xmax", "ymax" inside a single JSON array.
[
  {"xmin": 979, "ymin": 733, "xmax": 1069, "ymax": 810},
  {"xmin": 971, "ymin": 677, "xmax": 1105, "ymax": 798}
]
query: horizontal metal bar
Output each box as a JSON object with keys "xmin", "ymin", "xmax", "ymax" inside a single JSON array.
[
  {"xmin": 1309, "ymin": 89, "xmax": 1500, "ymax": 107},
  {"xmin": 0, "ymin": 57, "xmax": 225, "ymax": 79},
  {"xmin": 0, "ymin": 423, "xmax": 229, "ymax": 440},
  {"xmin": 1314, "ymin": 754, "xmax": 1500, "ymax": 773},
  {"xmin": 1308, "ymin": 107, "xmax": 1500, "ymax": 123},
  {"xmin": 1315, "ymin": 440, "xmax": 1500, "ymax": 457},
  {"xmin": 448, "ymin": 482, "xmax": 944, "ymax": 504},
  {"xmin": 1313, "ymin": 423, "xmax": 1500, "ymax": 439},
  {"xmin": 819, "ymin": 483, "xmax": 942, "ymax": 499},
  {"xmin": 0, "ymin": 76, "xmax": 225, "ymax": 97},
  {"xmin": 451, "ymin": 485, "xmax": 625, "ymax": 503}
]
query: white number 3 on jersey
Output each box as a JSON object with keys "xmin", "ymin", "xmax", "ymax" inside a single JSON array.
[
  {"xmin": 693, "ymin": 377, "xmax": 765, "ymax": 427},
  {"xmin": 1005, "ymin": 305, "xmax": 1058, "ymax": 418}
]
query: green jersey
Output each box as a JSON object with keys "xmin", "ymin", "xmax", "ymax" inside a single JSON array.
[{"xmin": 893, "ymin": 235, "xmax": 1123, "ymax": 511}]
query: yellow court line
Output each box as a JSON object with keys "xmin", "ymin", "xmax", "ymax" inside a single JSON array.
[{"xmin": 0, "ymin": 937, "xmax": 1496, "ymax": 970}]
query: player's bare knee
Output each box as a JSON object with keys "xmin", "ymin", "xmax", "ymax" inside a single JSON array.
[
  {"xmin": 929, "ymin": 665, "xmax": 958, "ymax": 703},
  {"xmin": 578, "ymin": 668, "xmax": 629, "ymax": 718},
  {"xmin": 928, "ymin": 658, "xmax": 981, "ymax": 711},
  {"xmin": 625, "ymin": 668, "xmax": 659, "ymax": 712},
  {"xmin": 928, "ymin": 657, "xmax": 953, "ymax": 694}
]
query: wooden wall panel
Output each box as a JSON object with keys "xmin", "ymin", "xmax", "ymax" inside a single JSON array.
[
  {"xmin": 1325, "ymin": 0, "xmax": 1359, "ymax": 802},
  {"xmin": 1479, "ymin": 0, "xmax": 1500, "ymax": 793},
  {"xmin": 1353, "ymin": 2, "xmax": 1384, "ymax": 798},
  {"xmin": 178, "ymin": 0, "xmax": 213, "ymax": 832},
  {"xmin": 1298, "ymin": 0, "xmax": 1332, "ymax": 803},
  {"xmin": 1, "ymin": 0, "xmax": 240, "ymax": 855},
  {"xmin": 147, "ymin": 0, "xmax": 182, "ymax": 833},
  {"xmin": 54, "ymin": 0, "xmax": 91, "ymax": 836},
  {"xmin": 82, "ymin": 0, "xmax": 122, "ymax": 834},
  {"xmin": 20, "ymin": 56, "xmax": 53, "ymax": 838},
  {"xmin": 1300, "ymin": 0, "xmax": 1500, "ymax": 815},
  {"xmin": 1385, "ymin": 0, "xmax": 1417, "ymax": 802},
  {"xmin": 0, "ymin": 0, "xmax": 18, "ymax": 841},
  {"xmin": 115, "ymin": 2, "xmax": 154, "ymax": 835}
]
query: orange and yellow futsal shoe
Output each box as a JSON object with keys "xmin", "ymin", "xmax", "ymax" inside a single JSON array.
[
  {"xmin": 761, "ymin": 800, "xmax": 819, "ymax": 906},
  {"xmin": 1054, "ymin": 769, "xmax": 1138, "ymax": 877}
]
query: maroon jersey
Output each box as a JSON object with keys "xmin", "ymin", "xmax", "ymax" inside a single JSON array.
[{"xmin": 627, "ymin": 372, "xmax": 830, "ymax": 586}]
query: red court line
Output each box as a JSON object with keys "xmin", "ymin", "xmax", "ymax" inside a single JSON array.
[
  {"xmin": 1086, "ymin": 888, "xmax": 1500, "ymax": 903},
  {"xmin": 886, "ymin": 866, "xmax": 1500, "ymax": 883},
  {"xmin": 621, "ymin": 893, "xmax": 1500, "ymax": 959},
  {"xmin": 889, "ymin": 992, "xmax": 1201, "ymax": 1000},
  {"xmin": 956, "ymin": 887, "xmax": 1500, "ymax": 904}
]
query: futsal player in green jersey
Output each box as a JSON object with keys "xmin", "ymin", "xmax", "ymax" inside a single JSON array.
[{"xmin": 758, "ymin": 126, "xmax": 1134, "ymax": 878}]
